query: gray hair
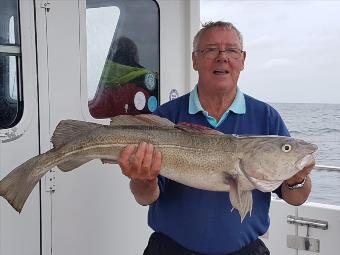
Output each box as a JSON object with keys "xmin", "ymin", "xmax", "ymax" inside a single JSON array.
[{"xmin": 193, "ymin": 21, "xmax": 243, "ymax": 51}]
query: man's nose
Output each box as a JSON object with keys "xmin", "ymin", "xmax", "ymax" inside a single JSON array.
[{"xmin": 216, "ymin": 51, "xmax": 230, "ymax": 62}]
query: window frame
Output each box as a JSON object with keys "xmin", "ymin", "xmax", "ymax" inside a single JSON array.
[
  {"xmin": 80, "ymin": 0, "xmax": 161, "ymax": 122},
  {"xmin": 0, "ymin": 0, "xmax": 38, "ymax": 142},
  {"xmin": 0, "ymin": 0, "xmax": 23, "ymax": 130}
]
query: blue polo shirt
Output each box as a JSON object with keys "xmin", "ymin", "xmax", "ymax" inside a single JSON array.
[
  {"xmin": 189, "ymin": 85, "xmax": 246, "ymax": 127},
  {"xmin": 149, "ymin": 89, "xmax": 289, "ymax": 254}
]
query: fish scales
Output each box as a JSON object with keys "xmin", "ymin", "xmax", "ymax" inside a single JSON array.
[{"xmin": 96, "ymin": 126, "xmax": 240, "ymax": 191}]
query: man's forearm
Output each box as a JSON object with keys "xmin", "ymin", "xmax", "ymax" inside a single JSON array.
[{"xmin": 130, "ymin": 179, "xmax": 160, "ymax": 205}]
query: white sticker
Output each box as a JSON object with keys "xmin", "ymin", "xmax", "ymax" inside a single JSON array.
[
  {"xmin": 134, "ymin": 91, "xmax": 146, "ymax": 110},
  {"xmin": 169, "ymin": 89, "xmax": 179, "ymax": 101}
]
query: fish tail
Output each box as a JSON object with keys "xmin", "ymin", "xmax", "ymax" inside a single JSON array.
[{"xmin": 0, "ymin": 155, "xmax": 46, "ymax": 213}]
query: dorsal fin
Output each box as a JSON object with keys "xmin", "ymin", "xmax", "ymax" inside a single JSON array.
[
  {"xmin": 175, "ymin": 122, "xmax": 224, "ymax": 135},
  {"xmin": 110, "ymin": 114, "xmax": 175, "ymax": 127},
  {"xmin": 51, "ymin": 120, "xmax": 101, "ymax": 148}
]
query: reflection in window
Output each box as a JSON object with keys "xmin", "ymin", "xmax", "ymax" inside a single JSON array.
[
  {"xmin": 9, "ymin": 16, "xmax": 18, "ymax": 100},
  {"xmin": 0, "ymin": 0, "xmax": 22, "ymax": 129},
  {"xmin": 86, "ymin": 0, "xmax": 160, "ymax": 118},
  {"xmin": 86, "ymin": 6, "xmax": 120, "ymax": 100}
]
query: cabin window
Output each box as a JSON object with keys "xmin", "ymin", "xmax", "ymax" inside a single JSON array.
[
  {"xmin": 86, "ymin": 0, "xmax": 160, "ymax": 119},
  {"xmin": 0, "ymin": 0, "xmax": 22, "ymax": 129}
]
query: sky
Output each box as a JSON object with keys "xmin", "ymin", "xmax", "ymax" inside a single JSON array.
[{"xmin": 200, "ymin": 0, "xmax": 340, "ymax": 104}]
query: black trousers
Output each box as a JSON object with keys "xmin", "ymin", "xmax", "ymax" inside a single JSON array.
[{"xmin": 143, "ymin": 232, "xmax": 270, "ymax": 255}]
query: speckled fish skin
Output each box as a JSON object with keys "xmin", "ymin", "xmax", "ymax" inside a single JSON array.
[{"xmin": 0, "ymin": 115, "xmax": 317, "ymax": 221}]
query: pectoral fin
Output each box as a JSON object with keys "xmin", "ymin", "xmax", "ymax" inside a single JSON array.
[
  {"xmin": 238, "ymin": 158, "xmax": 282, "ymax": 192},
  {"xmin": 248, "ymin": 177, "xmax": 282, "ymax": 192},
  {"xmin": 58, "ymin": 157, "xmax": 117, "ymax": 172},
  {"xmin": 228, "ymin": 175, "xmax": 253, "ymax": 222}
]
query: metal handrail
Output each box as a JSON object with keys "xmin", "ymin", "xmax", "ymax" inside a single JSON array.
[{"xmin": 314, "ymin": 164, "xmax": 340, "ymax": 172}]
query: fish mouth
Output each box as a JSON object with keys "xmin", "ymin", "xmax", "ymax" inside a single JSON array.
[{"xmin": 295, "ymin": 152, "xmax": 317, "ymax": 170}]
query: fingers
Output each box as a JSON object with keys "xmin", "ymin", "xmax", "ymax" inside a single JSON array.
[
  {"xmin": 286, "ymin": 158, "xmax": 316, "ymax": 185},
  {"xmin": 134, "ymin": 142, "xmax": 149, "ymax": 172},
  {"xmin": 118, "ymin": 144, "xmax": 136, "ymax": 173},
  {"xmin": 118, "ymin": 142, "xmax": 161, "ymax": 181},
  {"xmin": 141, "ymin": 143, "xmax": 158, "ymax": 180}
]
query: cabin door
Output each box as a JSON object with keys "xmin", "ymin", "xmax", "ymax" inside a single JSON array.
[
  {"xmin": 35, "ymin": 0, "xmax": 155, "ymax": 254},
  {"xmin": 34, "ymin": 0, "xmax": 198, "ymax": 254}
]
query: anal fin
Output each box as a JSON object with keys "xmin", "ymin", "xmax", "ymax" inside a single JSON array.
[
  {"xmin": 57, "ymin": 159, "xmax": 92, "ymax": 172},
  {"xmin": 58, "ymin": 157, "xmax": 118, "ymax": 172}
]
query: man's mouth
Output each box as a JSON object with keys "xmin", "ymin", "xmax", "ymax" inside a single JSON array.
[{"xmin": 213, "ymin": 69, "xmax": 229, "ymax": 75}]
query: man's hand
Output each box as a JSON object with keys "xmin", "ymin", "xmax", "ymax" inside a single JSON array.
[
  {"xmin": 282, "ymin": 158, "xmax": 315, "ymax": 206},
  {"xmin": 118, "ymin": 142, "xmax": 162, "ymax": 205}
]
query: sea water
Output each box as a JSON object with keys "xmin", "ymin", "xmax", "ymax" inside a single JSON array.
[{"xmin": 272, "ymin": 103, "xmax": 340, "ymax": 206}]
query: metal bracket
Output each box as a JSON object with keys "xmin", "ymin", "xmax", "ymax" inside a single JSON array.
[
  {"xmin": 40, "ymin": 0, "xmax": 51, "ymax": 12},
  {"xmin": 287, "ymin": 235, "xmax": 320, "ymax": 252},
  {"xmin": 45, "ymin": 169, "xmax": 56, "ymax": 192},
  {"xmin": 287, "ymin": 215, "xmax": 328, "ymax": 230},
  {"xmin": 287, "ymin": 215, "xmax": 328, "ymax": 252}
]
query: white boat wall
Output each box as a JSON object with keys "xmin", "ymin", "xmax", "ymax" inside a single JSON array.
[
  {"xmin": 0, "ymin": 1, "xmax": 338, "ymax": 255},
  {"xmin": 264, "ymin": 196, "xmax": 340, "ymax": 254}
]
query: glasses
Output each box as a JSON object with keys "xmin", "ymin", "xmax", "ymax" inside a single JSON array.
[{"xmin": 196, "ymin": 47, "xmax": 244, "ymax": 59}]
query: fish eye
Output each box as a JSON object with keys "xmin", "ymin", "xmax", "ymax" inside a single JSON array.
[{"xmin": 282, "ymin": 144, "xmax": 292, "ymax": 152}]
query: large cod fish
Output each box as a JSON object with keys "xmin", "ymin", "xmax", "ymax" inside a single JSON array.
[{"xmin": 0, "ymin": 115, "xmax": 317, "ymax": 221}]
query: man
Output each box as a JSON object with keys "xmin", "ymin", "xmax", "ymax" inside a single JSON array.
[{"xmin": 118, "ymin": 21, "xmax": 315, "ymax": 255}]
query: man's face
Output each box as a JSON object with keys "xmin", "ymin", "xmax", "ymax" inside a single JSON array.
[{"xmin": 192, "ymin": 27, "xmax": 246, "ymax": 94}]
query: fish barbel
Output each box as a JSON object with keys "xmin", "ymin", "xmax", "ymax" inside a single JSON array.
[{"xmin": 0, "ymin": 114, "xmax": 317, "ymax": 221}]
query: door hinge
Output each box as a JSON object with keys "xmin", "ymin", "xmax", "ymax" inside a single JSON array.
[{"xmin": 45, "ymin": 169, "xmax": 56, "ymax": 192}]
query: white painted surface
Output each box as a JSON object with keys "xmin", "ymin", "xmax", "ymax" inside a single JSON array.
[
  {"xmin": 265, "ymin": 199, "xmax": 340, "ymax": 255},
  {"xmin": 35, "ymin": 0, "xmax": 200, "ymax": 254},
  {"xmin": 158, "ymin": 0, "xmax": 199, "ymax": 103},
  {"xmin": 262, "ymin": 199, "xmax": 297, "ymax": 255},
  {"xmin": 0, "ymin": 1, "xmax": 40, "ymax": 255}
]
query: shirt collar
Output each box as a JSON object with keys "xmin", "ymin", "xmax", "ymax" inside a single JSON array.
[{"xmin": 188, "ymin": 85, "xmax": 246, "ymax": 115}]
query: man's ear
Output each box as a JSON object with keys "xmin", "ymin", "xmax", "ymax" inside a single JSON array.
[
  {"xmin": 192, "ymin": 52, "xmax": 198, "ymax": 71},
  {"xmin": 240, "ymin": 51, "xmax": 246, "ymax": 70}
]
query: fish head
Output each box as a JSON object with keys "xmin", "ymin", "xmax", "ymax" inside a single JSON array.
[{"xmin": 238, "ymin": 136, "xmax": 318, "ymax": 191}]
